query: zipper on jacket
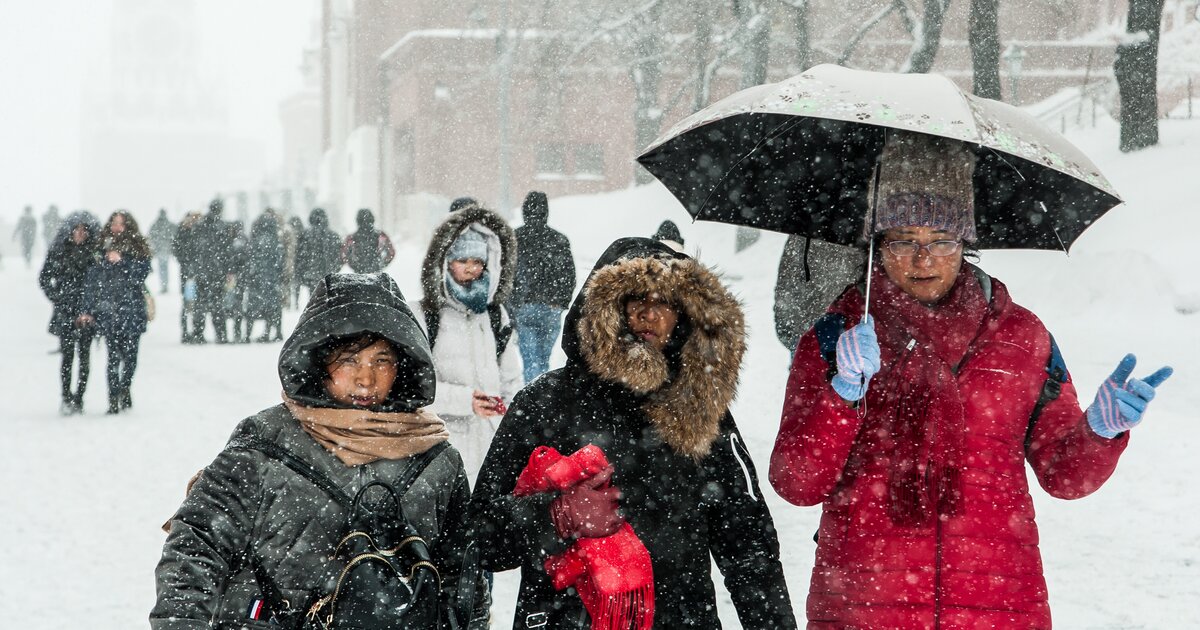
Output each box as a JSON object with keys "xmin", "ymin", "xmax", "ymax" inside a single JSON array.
[{"xmin": 934, "ymin": 485, "xmax": 943, "ymax": 630}]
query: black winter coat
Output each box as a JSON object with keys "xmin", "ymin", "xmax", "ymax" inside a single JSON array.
[
  {"xmin": 511, "ymin": 205, "xmax": 575, "ymax": 309},
  {"xmin": 193, "ymin": 215, "xmax": 234, "ymax": 280},
  {"xmin": 81, "ymin": 256, "xmax": 152, "ymax": 338},
  {"xmin": 173, "ymin": 222, "xmax": 202, "ymax": 278},
  {"xmin": 243, "ymin": 221, "xmax": 283, "ymax": 319},
  {"xmin": 470, "ymin": 238, "xmax": 796, "ymax": 629},
  {"xmin": 296, "ymin": 226, "xmax": 343, "ymax": 286},
  {"xmin": 152, "ymin": 273, "xmax": 487, "ymax": 629},
  {"xmin": 39, "ymin": 212, "xmax": 101, "ymax": 337}
]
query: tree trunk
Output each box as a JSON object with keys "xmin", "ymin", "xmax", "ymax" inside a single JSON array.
[
  {"xmin": 692, "ymin": 3, "xmax": 716, "ymax": 111},
  {"xmin": 968, "ymin": 0, "xmax": 1001, "ymax": 99},
  {"xmin": 632, "ymin": 2, "xmax": 665, "ymax": 183},
  {"xmin": 791, "ymin": 1, "xmax": 811, "ymax": 71},
  {"xmin": 906, "ymin": 0, "xmax": 951, "ymax": 74},
  {"xmin": 1115, "ymin": 0, "xmax": 1165, "ymax": 152},
  {"xmin": 736, "ymin": 0, "xmax": 772, "ymax": 89}
]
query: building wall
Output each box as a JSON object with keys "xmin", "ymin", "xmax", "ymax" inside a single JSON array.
[{"xmin": 324, "ymin": 0, "xmax": 1170, "ymax": 240}]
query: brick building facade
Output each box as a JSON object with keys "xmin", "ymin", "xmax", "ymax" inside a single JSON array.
[{"xmin": 314, "ymin": 0, "xmax": 1190, "ymax": 240}]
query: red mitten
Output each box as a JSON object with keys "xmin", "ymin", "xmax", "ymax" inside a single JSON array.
[{"xmin": 549, "ymin": 466, "xmax": 623, "ymax": 539}]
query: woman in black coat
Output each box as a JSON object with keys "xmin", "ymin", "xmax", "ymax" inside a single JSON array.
[
  {"xmin": 39, "ymin": 210, "xmax": 101, "ymax": 415},
  {"xmin": 80, "ymin": 211, "xmax": 152, "ymax": 414},
  {"xmin": 153, "ymin": 273, "xmax": 489, "ymax": 629},
  {"xmin": 469, "ymin": 237, "xmax": 797, "ymax": 629}
]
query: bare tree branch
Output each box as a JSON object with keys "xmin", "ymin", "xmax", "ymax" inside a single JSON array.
[{"xmin": 838, "ymin": 2, "xmax": 900, "ymax": 65}]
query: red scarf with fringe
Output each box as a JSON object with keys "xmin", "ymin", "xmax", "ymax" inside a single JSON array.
[
  {"xmin": 835, "ymin": 264, "xmax": 989, "ymax": 526},
  {"xmin": 514, "ymin": 445, "xmax": 654, "ymax": 630}
]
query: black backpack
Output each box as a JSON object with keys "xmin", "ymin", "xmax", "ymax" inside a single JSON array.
[{"xmin": 230, "ymin": 437, "xmax": 478, "ymax": 630}]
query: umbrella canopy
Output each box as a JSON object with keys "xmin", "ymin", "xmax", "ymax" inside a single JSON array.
[{"xmin": 637, "ymin": 64, "xmax": 1122, "ymax": 251}]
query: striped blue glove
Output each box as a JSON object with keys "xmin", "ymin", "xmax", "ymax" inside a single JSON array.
[
  {"xmin": 1086, "ymin": 354, "xmax": 1173, "ymax": 439},
  {"xmin": 831, "ymin": 315, "xmax": 881, "ymax": 402}
]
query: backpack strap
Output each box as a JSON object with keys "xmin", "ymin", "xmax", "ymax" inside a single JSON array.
[
  {"xmin": 813, "ymin": 312, "xmax": 846, "ymax": 381},
  {"xmin": 1024, "ymin": 333, "xmax": 1069, "ymax": 450},
  {"xmin": 230, "ymin": 433, "xmax": 354, "ymax": 509},
  {"xmin": 488, "ymin": 302, "xmax": 513, "ymax": 361}
]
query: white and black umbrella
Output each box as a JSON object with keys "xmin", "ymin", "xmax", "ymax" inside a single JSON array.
[{"xmin": 637, "ymin": 64, "xmax": 1122, "ymax": 252}]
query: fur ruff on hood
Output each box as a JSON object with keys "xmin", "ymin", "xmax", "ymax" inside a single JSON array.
[
  {"xmin": 577, "ymin": 255, "xmax": 745, "ymax": 459},
  {"xmin": 419, "ymin": 202, "xmax": 517, "ymax": 321}
]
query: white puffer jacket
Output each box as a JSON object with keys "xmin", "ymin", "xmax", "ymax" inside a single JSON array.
[{"xmin": 417, "ymin": 206, "xmax": 523, "ymax": 486}]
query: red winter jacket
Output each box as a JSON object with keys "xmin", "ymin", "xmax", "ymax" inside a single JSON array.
[{"xmin": 770, "ymin": 273, "xmax": 1127, "ymax": 629}]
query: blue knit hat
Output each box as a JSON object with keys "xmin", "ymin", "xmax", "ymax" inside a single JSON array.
[{"xmin": 447, "ymin": 226, "xmax": 488, "ymax": 262}]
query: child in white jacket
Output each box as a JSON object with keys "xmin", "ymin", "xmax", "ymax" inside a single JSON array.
[{"xmin": 417, "ymin": 203, "xmax": 523, "ymax": 486}]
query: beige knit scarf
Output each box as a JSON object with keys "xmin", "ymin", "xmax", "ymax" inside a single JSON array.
[{"xmin": 284, "ymin": 395, "xmax": 450, "ymax": 466}]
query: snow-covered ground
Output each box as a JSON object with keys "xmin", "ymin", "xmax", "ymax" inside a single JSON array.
[{"xmin": 2, "ymin": 114, "xmax": 1197, "ymax": 629}]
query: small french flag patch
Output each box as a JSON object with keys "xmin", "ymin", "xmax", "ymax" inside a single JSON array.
[{"xmin": 247, "ymin": 598, "xmax": 266, "ymax": 620}]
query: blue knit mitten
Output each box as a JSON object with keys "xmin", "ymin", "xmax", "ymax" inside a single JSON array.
[
  {"xmin": 830, "ymin": 315, "xmax": 881, "ymax": 402},
  {"xmin": 1086, "ymin": 354, "xmax": 1173, "ymax": 439}
]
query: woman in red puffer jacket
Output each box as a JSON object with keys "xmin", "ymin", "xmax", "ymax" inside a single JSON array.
[{"xmin": 770, "ymin": 131, "xmax": 1171, "ymax": 629}]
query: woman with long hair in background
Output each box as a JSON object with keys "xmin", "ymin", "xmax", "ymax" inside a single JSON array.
[{"xmin": 79, "ymin": 210, "xmax": 152, "ymax": 414}]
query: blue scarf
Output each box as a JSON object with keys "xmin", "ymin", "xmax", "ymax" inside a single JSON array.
[{"xmin": 446, "ymin": 270, "xmax": 491, "ymax": 314}]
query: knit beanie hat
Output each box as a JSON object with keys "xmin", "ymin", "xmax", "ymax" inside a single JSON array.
[
  {"xmin": 865, "ymin": 131, "xmax": 977, "ymax": 242},
  {"xmin": 447, "ymin": 226, "xmax": 489, "ymax": 262}
]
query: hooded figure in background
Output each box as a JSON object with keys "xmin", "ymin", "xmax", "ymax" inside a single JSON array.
[
  {"xmin": 192, "ymin": 199, "xmax": 234, "ymax": 343},
  {"xmin": 296, "ymin": 207, "xmax": 343, "ymax": 299},
  {"xmin": 417, "ymin": 202, "xmax": 523, "ymax": 487},
  {"xmin": 342, "ymin": 208, "xmax": 396, "ymax": 273},
  {"xmin": 469, "ymin": 237, "xmax": 797, "ymax": 629},
  {"xmin": 153, "ymin": 273, "xmax": 489, "ymax": 629},
  {"xmin": 511, "ymin": 191, "xmax": 576, "ymax": 383},
  {"xmin": 148, "ymin": 209, "xmax": 177, "ymax": 294},
  {"xmin": 650, "ymin": 220, "xmax": 685, "ymax": 253},
  {"xmin": 13, "ymin": 205, "xmax": 37, "ymax": 267},
  {"xmin": 773, "ymin": 235, "xmax": 864, "ymax": 355},
  {"xmin": 39, "ymin": 210, "xmax": 101, "ymax": 415},
  {"xmin": 243, "ymin": 213, "xmax": 285, "ymax": 342}
]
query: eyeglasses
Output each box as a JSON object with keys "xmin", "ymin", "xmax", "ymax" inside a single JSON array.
[{"xmin": 882, "ymin": 239, "xmax": 962, "ymax": 257}]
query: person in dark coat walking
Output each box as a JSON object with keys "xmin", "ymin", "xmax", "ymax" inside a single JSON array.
[
  {"xmin": 191, "ymin": 199, "xmax": 234, "ymax": 343},
  {"xmin": 80, "ymin": 211, "xmax": 153, "ymax": 414},
  {"xmin": 511, "ymin": 191, "xmax": 576, "ymax": 383},
  {"xmin": 173, "ymin": 211, "xmax": 204, "ymax": 343},
  {"xmin": 295, "ymin": 207, "xmax": 342, "ymax": 301},
  {"xmin": 650, "ymin": 219, "xmax": 685, "ymax": 252},
  {"xmin": 243, "ymin": 213, "xmax": 285, "ymax": 343},
  {"xmin": 224, "ymin": 221, "xmax": 250, "ymax": 342},
  {"xmin": 12, "ymin": 205, "xmax": 37, "ymax": 267},
  {"xmin": 39, "ymin": 211, "xmax": 101, "ymax": 414},
  {"xmin": 341, "ymin": 208, "xmax": 395, "ymax": 273},
  {"xmin": 148, "ymin": 209, "xmax": 177, "ymax": 294},
  {"xmin": 469, "ymin": 237, "xmax": 797, "ymax": 629},
  {"xmin": 282, "ymin": 215, "xmax": 304, "ymax": 309},
  {"xmin": 152, "ymin": 273, "xmax": 489, "ymax": 629}
]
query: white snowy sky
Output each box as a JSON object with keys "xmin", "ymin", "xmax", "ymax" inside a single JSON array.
[{"xmin": 0, "ymin": 0, "xmax": 318, "ymax": 221}]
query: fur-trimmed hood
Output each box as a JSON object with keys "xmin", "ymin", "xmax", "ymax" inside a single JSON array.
[
  {"xmin": 564, "ymin": 237, "xmax": 746, "ymax": 459},
  {"xmin": 419, "ymin": 202, "xmax": 517, "ymax": 320}
]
